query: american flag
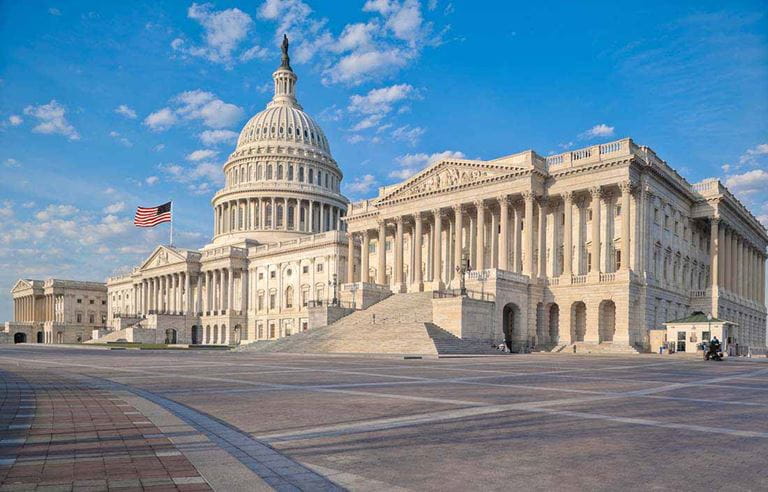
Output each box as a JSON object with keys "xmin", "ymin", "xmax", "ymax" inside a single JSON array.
[{"xmin": 134, "ymin": 201, "xmax": 172, "ymax": 227}]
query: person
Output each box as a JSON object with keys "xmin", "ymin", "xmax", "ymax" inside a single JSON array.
[{"xmin": 706, "ymin": 336, "xmax": 722, "ymax": 360}]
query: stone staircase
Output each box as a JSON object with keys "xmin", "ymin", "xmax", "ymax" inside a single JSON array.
[
  {"xmin": 565, "ymin": 342, "xmax": 641, "ymax": 354},
  {"xmin": 239, "ymin": 292, "xmax": 500, "ymax": 355}
]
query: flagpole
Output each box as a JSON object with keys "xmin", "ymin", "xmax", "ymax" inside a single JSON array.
[{"xmin": 170, "ymin": 201, "xmax": 174, "ymax": 247}]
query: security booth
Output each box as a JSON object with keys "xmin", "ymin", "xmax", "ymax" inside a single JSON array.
[{"xmin": 663, "ymin": 312, "xmax": 739, "ymax": 355}]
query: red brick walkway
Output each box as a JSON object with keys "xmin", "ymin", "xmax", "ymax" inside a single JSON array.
[{"xmin": 0, "ymin": 368, "xmax": 211, "ymax": 491}]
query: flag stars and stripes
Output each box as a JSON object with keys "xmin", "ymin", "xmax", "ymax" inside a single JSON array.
[{"xmin": 134, "ymin": 202, "xmax": 172, "ymax": 227}]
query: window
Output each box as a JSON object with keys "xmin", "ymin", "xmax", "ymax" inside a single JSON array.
[
  {"xmin": 664, "ymin": 215, "xmax": 669, "ymax": 229},
  {"xmin": 587, "ymin": 252, "xmax": 592, "ymax": 272},
  {"xmin": 76, "ymin": 313, "xmax": 82, "ymax": 323},
  {"xmin": 276, "ymin": 205, "xmax": 284, "ymax": 227},
  {"xmin": 269, "ymin": 293, "xmax": 276, "ymax": 309},
  {"xmin": 308, "ymin": 168, "xmax": 314, "ymax": 183},
  {"xmin": 369, "ymin": 242, "xmax": 376, "ymax": 253},
  {"xmin": 615, "ymin": 250, "xmax": 621, "ymax": 270},
  {"xmin": 615, "ymin": 205, "xmax": 621, "ymax": 216},
  {"xmin": 101, "ymin": 300, "xmax": 106, "ymax": 305},
  {"xmin": 287, "ymin": 166, "xmax": 294, "ymax": 180},
  {"xmin": 299, "ymin": 167, "xmax": 304, "ymax": 182},
  {"xmin": 301, "ymin": 289, "xmax": 308, "ymax": 307},
  {"xmin": 316, "ymin": 263, "xmax": 323, "ymax": 272},
  {"xmin": 587, "ymin": 210, "xmax": 593, "ymax": 221},
  {"xmin": 385, "ymin": 240, "xmax": 392, "ymax": 252},
  {"xmin": 302, "ymin": 321, "xmax": 308, "ymax": 331},
  {"xmin": 302, "ymin": 265, "xmax": 309, "ymax": 274},
  {"xmin": 269, "ymin": 324, "xmax": 275, "ymax": 338},
  {"xmin": 702, "ymin": 331, "xmax": 711, "ymax": 341},
  {"xmin": 101, "ymin": 315, "xmax": 107, "ymax": 324},
  {"xmin": 77, "ymin": 299, "xmax": 82, "ymax": 304},
  {"xmin": 654, "ymin": 208, "xmax": 659, "ymax": 224},
  {"xmin": 258, "ymin": 293, "xmax": 264, "ymax": 310},
  {"xmin": 277, "ymin": 165, "xmax": 283, "ymax": 180},
  {"xmin": 89, "ymin": 314, "xmax": 94, "ymax": 324},
  {"xmin": 266, "ymin": 164, "xmax": 273, "ymax": 179},
  {"xmin": 285, "ymin": 286, "xmax": 294, "ymax": 308},
  {"xmin": 270, "ymin": 271, "xmax": 276, "ymax": 279},
  {"xmin": 258, "ymin": 272, "xmax": 264, "ymax": 280}
]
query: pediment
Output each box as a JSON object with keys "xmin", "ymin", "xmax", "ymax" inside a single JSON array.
[
  {"xmin": 11, "ymin": 279, "xmax": 34, "ymax": 293},
  {"xmin": 139, "ymin": 246, "xmax": 188, "ymax": 271},
  {"xmin": 378, "ymin": 159, "xmax": 525, "ymax": 203}
]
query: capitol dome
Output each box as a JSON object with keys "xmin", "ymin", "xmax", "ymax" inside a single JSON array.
[{"xmin": 210, "ymin": 36, "xmax": 348, "ymax": 246}]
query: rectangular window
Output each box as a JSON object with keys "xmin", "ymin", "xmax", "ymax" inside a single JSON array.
[
  {"xmin": 101, "ymin": 315, "xmax": 107, "ymax": 324},
  {"xmin": 587, "ymin": 252, "xmax": 592, "ymax": 271},
  {"xmin": 77, "ymin": 299, "xmax": 82, "ymax": 304},
  {"xmin": 302, "ymin": 265, "xmax": 309, "ymax": 274},
  {"xmin": 615, "ymin": 250, "xmax": 621, "ymax": 270},
  {"xmin": 316, "ymin": 263, "xmax": 323, "ymax": 272},
  {"xmin": 369, "ymin": 242, "xmax": 376, "ymax": 253},
  {"xmin": 385, "ymin": 240, "xmax": 392, "ymax": 251},
  {"xmin": 89, "ymin": 314, "xmax": 94, "ymax": 323},
  {"xmin": 615, "ymin": 205, "xmax": 621, "ymax": 216},
  {"xmin": 258, "ymin": 294, "xmax": 264, "ymax": 310},
  {"xmin": 76, "ymin": 313, "xmax": 82, "ymax": 323},
  {"xmin": 269, "ymin": 293, "xmax": 276, "ymax": 309},
  {"xmin": 90, "ymin": 299, "xmax": 94, "ymax": 304},
  {"xmin": 259, "ymin": 272, "xmax": 264, "ymax": 280},
  {"xmin": 654, "ymin": 208, "xmax": 659, "ymax": 224},
  {"xmin": 270, "ymin": 271, "xmax": 276, "ymax": 278}
]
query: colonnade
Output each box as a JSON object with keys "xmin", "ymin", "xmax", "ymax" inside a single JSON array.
[
  {"xmin": 132, "ymin": 268, "xmax": 249, "ymax": 317},
  {"xmin": 213, "ymin": 197, "xmax": 344, "ymax": 236},
  {"xmin": 13, "ymin": 294, "xmax": 63, "ymax": 323},
  {"xmin": 347, "ymin": 183, "xmax": 638, "ymax": 290},
  {"xmin": 712, "ymin": 219, "xmax": 766, "ymax": 304}
]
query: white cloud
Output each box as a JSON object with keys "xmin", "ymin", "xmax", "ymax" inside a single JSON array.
[
  {"xmin": 349, "ymin": 83, "xmax": 415, "ymax": 114},
  {"xmin": 345, "ymin": 174, "xmax": 378, "ymax": 194},
  {"xmin": 144, "ymin": 108, "xmax": 177, "ymax": 131},
  {"xmin": 23, "ymin": 100, "xmax": 80, "ymax": 140},
  {"xmin": 199, "ymin": 129, "xmax": 238, "ymax": 145},
  {"xmin": 115, "ymin": 104, "xmax": 137, "ymax": 119},
  {"xmin": 580, "ymin": 123, "xmax": 615, "ymax": 139},
  {"xmin": 48, "ymin": 7, "xmax": 61, "ymax": 16},
  {"xmin": 4, "ymin": 158, "xmax": 19, "ymax": 168},
  {"xmin": 21, "ymin": 201, "xmax": 35, "ymax": 208},
  {"xmin": 145, "ymin": 176, "xmax": 159, "ymax": 186},
  {"xmin": 725, "ymin": 169, "xmax": 768, "ymax": 196},
  {"xmin": 391, "ymin": 149, "xmax": 465, "ymax": 179},
  {"xmin": 172, "ymin": 3, "xmax": 255, "ymax": 68},
  {"xmin": 738, "ymin": 143, "xmax": 768, "ymax": 165},
  {"xmin": 8, "ymin": 115, "xmax": 22, "ymax": 126},
  {"xmin": 351, "ymin": 114, "xmax": 385, "ymax": 132},
  {"xmin": 240, "ymin": 45, "xmax": 269, "ymax": 61},
  {"xmin": 154, "ymin": 144, "xmax": 166, "ymax": 152},
  {"xmin": 103, "ymin": 202, "xmax": 125, "ymax": 214},
  {"xmin": 721, "ymin": 163, "xmax": 732, "ymax": 173},
  {"xmin": 346, "ymin": 134, "xmax": 366, "ymax": 144},
  {"xmin": 324, "ymin": 48, "xmax": 410, "ymax": 86},
  {"xmin": 391, "ymin": 124, "xmax": 425, "ymax": 146},
  {"xmin": 35, "ymin": 204, "xmax": 78, "ymax": 221},
  {"xmin": 144, "ymin": 90, "xmax": 243, "ymax": 132},
  {"xmin": 108, "ymin": 130, "xmax": 132, "ymax": 147},
  {"xmin": 0, "ymin": 201, "xmax": 13, "ymax": 218},
  {"xmin": 186, "ymin": 149, "xmax": 218, "ymax": 161}
]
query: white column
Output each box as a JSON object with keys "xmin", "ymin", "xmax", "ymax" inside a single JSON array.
[
  {"xmin": 414, "ymin": 213, "xmax": 423, "ymax": 290},
  {"xmin": 347, "ymin": 232, "xmax": 355, "ymax": 283},
  {"xmin": 394, "ymin": 217, "xmax": 404, "ymax": 290},
  {"xmin": 590, "ymin": 187, "xmax": 602, "ymax": 274},
  {"xmin": 433, "ymin": 209, "xmax": 444, "ymax": 287},
  {"xmin": 513, "ymin": 203, "xmax": 521, "ymax": 273},
  {"xmin": 453, "ymin": 204, "xmax": 464, "ymax": 282},
  {"xmin": 620, "ymin": 182, "xmax": 632, "ymax": 271},
  {"xmin": 475, "ymin": 200, "xmax": 485, "ymax": 270},
  {"xmin": 538, "ymin": 197, "xmax": 547, "ymax": 278},
  {"xmin": 490, "ymin": 204, "xmax": 499, "ymax": 268},
  {"xmin": 361, "ymin": 230, "xmax": 370, "ymax": 283},
  {"xmin": 522, "ymin": 192, "xmax": 535, "ymax": 276},
  {"xmin": 377, "ymin": 220, "xmax": 387, "ymax": 285},
  {"xmin": 498, "ymin": 196, "xmax": 509, "ymax": 271}
]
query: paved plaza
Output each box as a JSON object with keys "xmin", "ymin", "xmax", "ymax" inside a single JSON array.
[{"xmin": 1, "ymin": 347, "xmax": 767, "ymax": 491}]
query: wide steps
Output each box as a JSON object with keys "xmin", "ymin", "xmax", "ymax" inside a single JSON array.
[{"xmin": 240, "ymin": 292, "xmax": 498, "ymax": 355}]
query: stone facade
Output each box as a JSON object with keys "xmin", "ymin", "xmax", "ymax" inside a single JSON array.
[
  {"xmin": 343, "ymin": 139, "xmax": 768, "ymax": 352},
  {"xmin": 2, "ymin": 278, "xmax": 107, "ymax": 343}
]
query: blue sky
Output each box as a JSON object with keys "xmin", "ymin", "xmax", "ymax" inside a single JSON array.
[{"xmin": 0, "ymin": 0, "xmax": 767, "ymax": 320}]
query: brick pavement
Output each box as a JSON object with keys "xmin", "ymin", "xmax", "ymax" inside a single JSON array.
[{"xmin": 0, "ymin": 368, "xmax": 211, "ymax": 492}]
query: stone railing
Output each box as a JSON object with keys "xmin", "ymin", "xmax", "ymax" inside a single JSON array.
[
  {"xmin": 690, "ymin": 289, "xmax": 707, "ymax": 298},
  {"xmin": 466, "ymin": 269, "xmax": 529, "ymax": 284},
  {"xmin": 599, "ymin": 272, "xmax": 616, "ymax": 283},
  {"xmin": 546, "ymin": 138, "xmax": 634, "ymax": 171},
  {"xmin": 571, "ymin": 274, "xmax": 587, "ymax": 284},
  {"xmin": 547, "ymin": 277, "xmax": 560, "ymax": 286}
]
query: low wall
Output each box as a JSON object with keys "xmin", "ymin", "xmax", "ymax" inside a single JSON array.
[
  {"xmin": 432, "ymin": 296, "xmax": 495, "ymax": 341},
  {"xmin": 340, "ymin": 283, "xmax": 391, "ymax": 310},
  {"xmin": 308, "ymin": 305, "xmax": 355, "ymax": 329}
]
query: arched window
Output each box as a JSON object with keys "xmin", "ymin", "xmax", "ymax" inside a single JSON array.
[
  {"xmin": 266, "ymin": 164, "xmax": 273, "ymax": 179},
  {"xmin": 257, "ymin": 165, "xmax": 263, "ymax": 180},
  {"xmin": 238, "ymin": 207, "xmax": 243, "ymax": 229},
  {"xmin": 325, "ymin": 173, "xmax": 329, "ymax": 188},
  {"xmin": 308, "ymin": 168, "xmax": 314, "ymax": 183},
  {"xmin": 287, "ymin": 165, "xmax": 294, "ymax": 181},
  {"xmin": 265, "ymin": 203, "xmax": 272, "ymax": 227},
  {"xmin": 277, "ymin": 165, "xmax": 283, "ymax": 180},
  {"xmin": 285, "ymin": 286, "xmax": 294, "ymax": 308},
  {"xmin": 317, "ymin": 170, "xmax": 322, "ymax": 185},
  {"xmin": 248, "ymin": 164, "xmax": 252, "ymax": 181},
  {"xmin": 234, "ymin": 168, "xmax": 238, "ymax": 184},
  {"xmin": 298, "ymin": 166, "xmax": 304, "ymax": 182},
  {"xmin": 276, "ymin": 205, "xmax": 284, "ymax": 227}
]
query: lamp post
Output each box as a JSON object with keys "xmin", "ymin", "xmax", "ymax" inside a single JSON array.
[
  {"xmin": 455, "ymin": 254, "xmax": 472, "ymax": 296},
  {"xmin": 707, "ymin": 311, "xmax": 713, "ymax": 348}
]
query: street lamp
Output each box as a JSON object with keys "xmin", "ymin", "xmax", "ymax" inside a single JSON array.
[
  {"xmin": 455, "ymin": 253, "xmax": 471, "ymax": 296},
  {"xmin": 707, "ymin": 311, "xmax": 713, "ymax": 348}
]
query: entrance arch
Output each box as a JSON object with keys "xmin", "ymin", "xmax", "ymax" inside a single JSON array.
[
  {"xmin": 548, "ymin": 303, "xmax": 560, "ymax": 344},
  {"xmin": 212, "ymin": 325, "xmax": 219, "ymax": 344},
  {"xmin": 502, "ymin": 303, "xmax": 522, "ymax": 351},
  {"xmin": 165, "ymin": 329, "xmax": 177, "ymax": 344},
  {"xmin": 36, "ymin": 331, "xmax": 43, "ymax": 344},
  {"xmin": 205, "ymin": 325, "xmax": 211, "ymax": 344},
  {"xmin": 535, "ymin": 302, "xmax": 546, "ymax": 346},
  {"xmin": 571, "ymin": 301, "xmax": 587, "ymax": 342},
  {"xmin": 14, "ymin": 332, "xmax": 26, "ymax": 343},
  {"xmin": 599, "ymin": 300, "xmax": 616, "ymax": 342},
  {"xmin": 191, "ymin": 325, "xmax": 200, "ymax": 345}
]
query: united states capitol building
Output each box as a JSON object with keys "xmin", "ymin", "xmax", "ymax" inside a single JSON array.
[{"xmin": 4, "ymin": 42, "xmax": 767, "ymax": 353}]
